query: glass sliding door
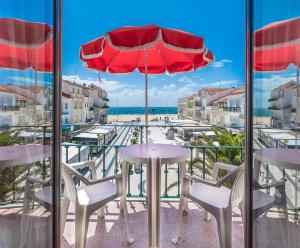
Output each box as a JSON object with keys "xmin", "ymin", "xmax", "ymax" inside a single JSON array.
[
  {"xmin": 0, "ymin": 0, "xmax": 61, "ymax": 247},
  {"xmin": 249, "ymin": 0, "xmax": 300, "ymax": 247}
]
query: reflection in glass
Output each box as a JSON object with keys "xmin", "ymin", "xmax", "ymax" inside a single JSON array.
[
  {"xmin": 252, "ymin": 1, "xmax": 300, "ymax": 247},
  {"xmin": 0, "ymin": 5, "xmax": 53, "ymax": 247}
]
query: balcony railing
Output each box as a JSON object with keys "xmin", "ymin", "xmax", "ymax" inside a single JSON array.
[
  {"xmin": 0, "ymin": 123, "xmax": 244, "ymax": 205},
  {"xmin": 0, "ymin": 106, "xmax": 20, "ymax": 111},
  {"xmin": 222, "ymin": 106, "xmax": 241, "ymax": 112},
  {"xmin": 268, "ymin": 106, "xmax": 281, "ymax": 110}
]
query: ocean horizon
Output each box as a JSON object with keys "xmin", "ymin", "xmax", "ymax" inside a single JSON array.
[
  {"xmin": 108, "ymin": 107, "xmax": 178, "ymax": 115},
  {"xmin": 108, "ymin": 106, "xmax": 271, "ymax": 117}
]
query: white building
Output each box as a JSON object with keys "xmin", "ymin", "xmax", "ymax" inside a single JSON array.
[{"xmin": 269, "ymin": 81, "xmax": 297, "ymax": 128}]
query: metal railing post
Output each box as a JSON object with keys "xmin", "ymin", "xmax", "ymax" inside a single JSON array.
[
  {"xmin": 140, "ymin": 126, "xmax": 143, "ymax": 144},
  {"xmin": 127, "ymin": 164, "xmax": 132, "ymax": 197},
  {"xmin": 42, "ymin": 126, "xmax": 47, "ymax": 179},
  {"xmin": 177, "ymin": 164, "xmax": 180, "ymax": 197},
  {"xmin": 202, "ymin": 147, "xmax": 206, "ymax": 179},
  {"xmin": 77, "ymin": 145, "xmax": 81, "ymax": 162},
  {"xmin": 189, "ymin": 147, "xmax": 194, "ymax": 176},
  {"xmin": 65, "ymin": 145, "xmax": 69, "ymax": 163},
  {"xmin": 164, "ymin": 164, "xmax": 168, "ymax": 197},
  {"xmin": 139, "ymin": 163, "xmax": 144, "ymax": 197},
  {"xmin": 114, "ymin": 146, "xmax": 119, "ymax": 175}
]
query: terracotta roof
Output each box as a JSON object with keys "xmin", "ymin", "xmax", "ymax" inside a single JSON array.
[
  {"xmin": 0, "ymin": 86, "xmax": 32, "ymax": 100},
  {"xmin": 202, "ymin": 88, "xmax": 228, "ymax": 94},
  {"xmin": 273, "ymin": 81, "xmax": 296, "ymax": 91},
  {"xmin": 230, "ymin": 87, "xmax": 245, "ymax": 95},
  {"xmin": 0, "ymin": 85, "xmax": 13, "ymax": 93},
  {"xmin": 17, "ymin": 85, "xmax": 48, "ymax": 91}
]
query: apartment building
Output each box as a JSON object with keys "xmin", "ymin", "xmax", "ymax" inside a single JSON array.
[
  {"xmin": 194, "ymin": 88, "xmax": 227, "ymax": 122},
  {"xmin": 179, "ymin": 87, "xmax": 245, "ymax": 128},
  {"xmin": 90, "ymin": 84, "xmax": 109, "ymax": 124},
  {"xmin": 268, "ymin": 81, "xmax": 297, "ymax": 128},
  {"xmin": 62, "ymin": 80, "xmax": 109, "ymax": 125},
  {"xmin": 0, "ymin": 85, "xmax": 53, "ymax": 126}
]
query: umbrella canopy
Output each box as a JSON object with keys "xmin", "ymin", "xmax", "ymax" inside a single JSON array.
[
  {"xmin": 80, "ymin": 25, "xmax": 213, "ymax": 142},
  {"xmin": 80, "ymin": 24, "xmax": 213, "ymax": 73},
  {"xmin": 254, "ymin": 16, "xmax": 300, "ymax": 72},
  {"xmin": 0, "ymin": 18, "xmax": 53, "ymax": 72}
]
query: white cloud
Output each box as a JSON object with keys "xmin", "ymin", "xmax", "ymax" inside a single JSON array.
[
  {"xmin": 8, "ymin": 76, "xmax": 49, "ymax": 85},
  {"xmin": 62, "ymin": 75, "xmax": 127, "ymax": 93},
  {"xmin": 211, "ymin": 59, "xmax": 233, "ymax": 69},
  {"xmin": 178, "ymin": 76, "xmax": 194, "ymax": 84},
  {"xmin": 200, "ymin": 80, "xmax": 239, "ymax": 88}
]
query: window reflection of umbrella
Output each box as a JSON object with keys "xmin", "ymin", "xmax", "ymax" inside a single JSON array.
[
  {"xmin": 0, "ymin": 18, "xmax": 53, "ymax": 124},
  {"xmin": 80, "ymin": 25, "xmax": 214, "ymax": 142},
  {"xmin": 254, "ymin": 16, "xmax": 300, "ymax": 127}
]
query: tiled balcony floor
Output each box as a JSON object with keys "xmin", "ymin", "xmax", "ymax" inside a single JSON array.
[
  {"xmin": 1, "ymin": 200, "xmax": 300, "ymax": 248},
  {"xmin": 62, "ymin": 200, "xmax": 244, "ymax": 248}
]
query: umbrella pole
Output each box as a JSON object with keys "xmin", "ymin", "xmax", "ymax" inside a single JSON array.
[{"xmin": 145, "ymin": 48, "xmax": 148, "ymax": 143}]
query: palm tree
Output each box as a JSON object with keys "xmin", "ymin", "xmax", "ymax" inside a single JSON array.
[{"xmin": 167, "ymin": 127, "xmax": 244, "ymax": 192}]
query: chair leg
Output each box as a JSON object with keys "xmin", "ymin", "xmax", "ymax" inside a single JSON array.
[
  {"xmin": 216, "ymin": 207, "xmax": 232, "ymax": 248},
  {"xmin": 61, "ymin": 196, "xmax": 70, "ymax": 237},
  {"xmin": 204, "ymin": 210, "xmax": 212, "ymax": 221},
  {"xmin": 183, "ymin": 197, "xmax": 189, "ymax": 213},
  {"xmin": 278, "ymin": 204, "xmax": 291, "ymax": 248},
  {"xmin": 239, "ymin": 202, "xmax": 245, "ymax": 224},
  {"xmin": 75, "ymin": 205, "xmax": 89, "ymax": 248},
  {"xmin": 20, "ymin": 198, "xmax": 32, "ymax": 248},
  {"xmin": 122, "ymin": 199, "xmax": 134, "ymax": 244},
  {"xmin": 97, "ymin": 206, "xmax": 105, "ymax": 218},
  {"xmin": 171, "ymin": 195, "xmax": 185, "ymax": 244}
]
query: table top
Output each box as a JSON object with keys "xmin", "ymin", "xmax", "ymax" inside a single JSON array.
[
  {"xmin": 255, "ymin": 148, "xmax": 300, "ymax": 170},
  {"xmin": 0, "ymin": 144, "xmax": 52, "ymax": 167},
  {"xmin": 119, "ymin": 144, "xmax": 189, "ymax": 164}
]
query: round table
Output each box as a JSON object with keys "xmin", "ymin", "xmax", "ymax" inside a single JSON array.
[
  {"xmin": 254, "ymin": 148, "xmax": 300, "ymax": 219},
  {"xmin": 254, "ymin": 148, "xmax": 300, "ymax": 170},
  {"xmin": 119, "ymin": 144, "xmax": 189, "ymax": 248},
  {"xmin": 0, "ymin": 144, "xmax": 52, "ymax": 167}
]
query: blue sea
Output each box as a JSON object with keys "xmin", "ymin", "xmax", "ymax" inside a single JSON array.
[
  {"xmin": 108, "ymin": 107, "xmax": 178, "ymax": 115},
  {"xmin": 253, "ymin": 107, "xmax": 271, "ymax": 117},
  {"xmin": 108, "ymin": 106, "xmax": 270, "ymax": 117}
]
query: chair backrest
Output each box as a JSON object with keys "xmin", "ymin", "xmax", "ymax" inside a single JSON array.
[
  {"xmin": 230, "ymin": 164, "xmax": 245, "ymax": 208},
  {"xmin": 61, "ymin": 162, "xmax": 78, "ymax": 203}
]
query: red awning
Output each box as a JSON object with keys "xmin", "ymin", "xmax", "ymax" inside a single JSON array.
[{"xmin": 0, "ymin": 18, "xmax": 53, "ymax": 72}]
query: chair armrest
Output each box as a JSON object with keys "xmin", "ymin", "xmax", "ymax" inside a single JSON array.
[
  {"xmin": 88, "ymin": 174, "xmax": 122, "ymax": 185},
  {"xmin": 212, "ymin": 162, "xmax": 238, "ymax": 181},
  {"xmin": 253, "ymin": 180, "xmax": 285, "ymax": 190},
  {"xmin": 68, "ymin": 160, "xmax": 95, "ymax": 170},
  {"xmin": 184, "ymin": 175, "xmax": 220, "ymax": 187},
  {"xmin": 26, "ymin": 175, "xmax": 49, "ymax": 185},
  {"xmin": 214, "ymin": 162, "xmax": 238, "ymax": 171},
  {"xmin": 68, "ymin": 160, "xmax": 97, "ymax": 180}
]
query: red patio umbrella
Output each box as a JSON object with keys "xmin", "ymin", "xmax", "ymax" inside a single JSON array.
[
  {"xmin": 254, "ymin": 16, "xmax": 300, "ymax": 81},
  {"xmin": 0, "ymin": 18, "xmax": 53, "ymax": 123},
  {"xmin": 80, "ymin": 24, "xmax": 214, "ymax": 141},
  {"xmin": 0, "ymin": 18, "xmax": 53, "ymax": 72}
]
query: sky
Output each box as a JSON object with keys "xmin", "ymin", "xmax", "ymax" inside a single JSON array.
[{"xmin": 0, "ymin": 0, "xmax": 299, "ymax": 108}]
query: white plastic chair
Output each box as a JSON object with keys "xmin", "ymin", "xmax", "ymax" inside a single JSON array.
[
  {"xmin": 61, "ymin": 161, "xmax": 134, "ymax": 248},
  {"xmin": 20, "ymin": 160, "xmax": 99, "ymax": 248},
  {"xmin": 172, "ymin": 162, "xmax": 245, "ymax": 248},
  {"xmin": 20, "ymin": 175, "xmax": 52, "ymax": 248}
]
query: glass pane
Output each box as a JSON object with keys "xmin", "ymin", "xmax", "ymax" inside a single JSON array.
[
  {"xmin": 252, "ymin": 0, "xmax": 300, "ymax": 247},
  {"xmin": 0, "ymin": 1, "xmax": 54, "ymax": 247}
]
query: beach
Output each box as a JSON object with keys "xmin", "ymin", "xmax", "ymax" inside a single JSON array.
[
  {"xmin": 253, "ymin": 117, "xmax": 271, "ymax": 126},
  {"xmin": 108, "ymin": 114, "xmax": 178, "ymax": 122}
]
